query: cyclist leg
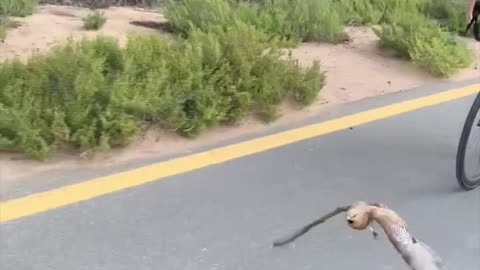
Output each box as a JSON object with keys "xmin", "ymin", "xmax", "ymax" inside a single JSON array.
[
  {"xmin": 472, "ymin": 1, "xmax": 479, "ymax": 68},
  {"xmin": 466, "ymin": 1, "xmax": 480, "ymax": 40}
]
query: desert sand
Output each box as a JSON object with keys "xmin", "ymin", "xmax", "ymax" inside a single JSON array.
[{"xmin": 0, "ymin": 5, "xmax": 479, "ymax": 185}]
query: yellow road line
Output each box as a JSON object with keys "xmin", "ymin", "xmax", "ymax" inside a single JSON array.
[{"xmin": 1, "ymin": 84, "xmax": 479, "ymax": 223}]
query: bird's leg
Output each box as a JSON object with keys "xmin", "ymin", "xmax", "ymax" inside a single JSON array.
[{"xmin": 369, "ymin": 225, "xmax": 379, "ymax": 240}]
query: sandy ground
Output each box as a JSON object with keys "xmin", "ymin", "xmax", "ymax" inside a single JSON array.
[
  {"xmin": 0, "ymin": 5, "xmax": 479, "ymax": 185},
  {"xmin": 0, "ymin": 5, "xmax": 169, "ymax": 61}
]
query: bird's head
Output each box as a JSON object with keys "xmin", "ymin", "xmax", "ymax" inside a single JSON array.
[{"xmin": 346, "ymin": 201, "xmax": 375, "ymax": 230}]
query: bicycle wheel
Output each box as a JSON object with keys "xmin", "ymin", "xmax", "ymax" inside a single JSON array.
[{"xmin": 456, "ymin": 91, "xmax": 480, "ymax": 190}]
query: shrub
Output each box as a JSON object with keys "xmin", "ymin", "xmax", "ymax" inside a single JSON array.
[
  {"xmin": 283, "ymin": 58, "xmax": 325, "ymax": 106},
  {"xmin": 408, "ymin": 31, "xmax": 473, "ymax": 77},
  {"xmin": 0, "ymin": 26, "xmax": 325, "ymax": 159},
  {"xmin": 335, "ymin": 0, "xmax": 386, "ymax": 25},
  {"xmin": 335, "ymin": 0, "xmax": 472, "ymax": 35},
  {"xmin": 373, "ymin": 12, "xmax": 425, "ymax": 58},
  {"xmin": 0, "ymin": 0, "xmax": 36, "ymax": 17},
  {"xmin": 336, "ymin": 0, "xmax": 474, "ymax": 76},
  {"xmin": 164, "ymin": 0, "xmax": 474, "ymax": 47},
  {"xmin": 419, "ymin": 0, "xmax": 470, "ymax": 35},
  {"xmin": 374, "ymin": 11, "xmax": 473, "ymax": 77},
  {"xmin": 334, "ymin": 0, "xmax": 423, "ymax": 25},
  {"xmin": 0, "ymin": 37, "xmax": 138, "ymax": 159},
  {"xmin": 83, "ymin": 10, "xmax": 107, "ymax": 30},
  {"xmin": 163, "ymin": 0, "xmax": 234, "ymax": 36},
  {"xmin": 164, "ymin": 0, "xmax": 347, "ymax": 44},
  {"xmin": 280, "ymin": 0, "xmax": 346, "ymax": 43}
]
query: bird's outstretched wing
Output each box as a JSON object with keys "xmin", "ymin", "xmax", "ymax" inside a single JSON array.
[{"xmin": 273, "ymin": 205, "xmax": 351, "ymax": 247}]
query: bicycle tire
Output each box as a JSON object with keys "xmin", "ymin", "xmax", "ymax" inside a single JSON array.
[{"xmin": 456, "ymin": 91, "xmax": 480, "ymax": 190}]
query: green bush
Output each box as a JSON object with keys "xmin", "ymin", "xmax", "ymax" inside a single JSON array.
[
  {"xmin": 0, "ymin": 0, "xmax": 36, "ymax": 17},
  {"xmin": 164, "ymin": 0, "xmax": 347, "ymax": 44},
  {"xmin": 0, "ymin": 26, "xmax": 325, "ymax": 159},
  {"xmin": 373, "ymin": 12, "xmax": 426, "ymax": 58},
  {"xmin": 336, "ymin": 0, "xmax": 474, "ymax": 76},
  {"xmin": 375, "ymin": 11, "xmax": 473, "ymax": 77},
  {"xmin": 284, "ymin": 58, "xmax": 325, "ymax": 106},
  {"xmin": 281, "ymin": 0, "xmax": 346, "ymax": 43},
  {"xmin": 83, "ymin": 10, "xmax": 107, "ymax": 30},
  {"xmin": 164, "ymin": 0, "xmax": 474, "ymax": 76},
  {"xmin": 335, "ymin": 0, "xmax": 472, "ymax": 35},
  {"xmin": 419, "ymin": 0, "xmax": 470, "ymax": 35},
  {"xmin": 408, "ymin": 31, "xmax": 473, "ymax": 77},
  {"xmin": 334, "ymin": 0, "xmax": 424, "ymax": 25},
  {"xmin": 0, "ymin": 37, "xmax": 137, "ymax": 159},
  {"xmin": 163, "ymin": 0, "xmax": 234, "ymax": 36}
]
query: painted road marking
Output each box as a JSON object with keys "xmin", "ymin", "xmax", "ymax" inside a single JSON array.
[{"xmin": 1, "ymin": 84, "xmax": 479, "ymax": 223}]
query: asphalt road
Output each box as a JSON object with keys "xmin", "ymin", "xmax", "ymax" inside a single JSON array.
[{"xmin": 1, "ymin": 92, "xmax": 480, "ymax": 270}]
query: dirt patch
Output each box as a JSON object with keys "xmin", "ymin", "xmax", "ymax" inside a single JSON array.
[
  {"xmin": 0, "ymin": 5, "xmax": 168, "ymax": 62},
  {"xmin": 0, "ymin": 5, "xmax": 479, "ymax": 186},
  {"xmin": 291, "ymin": 27, "xmax": 479, "ymax": 104}
]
